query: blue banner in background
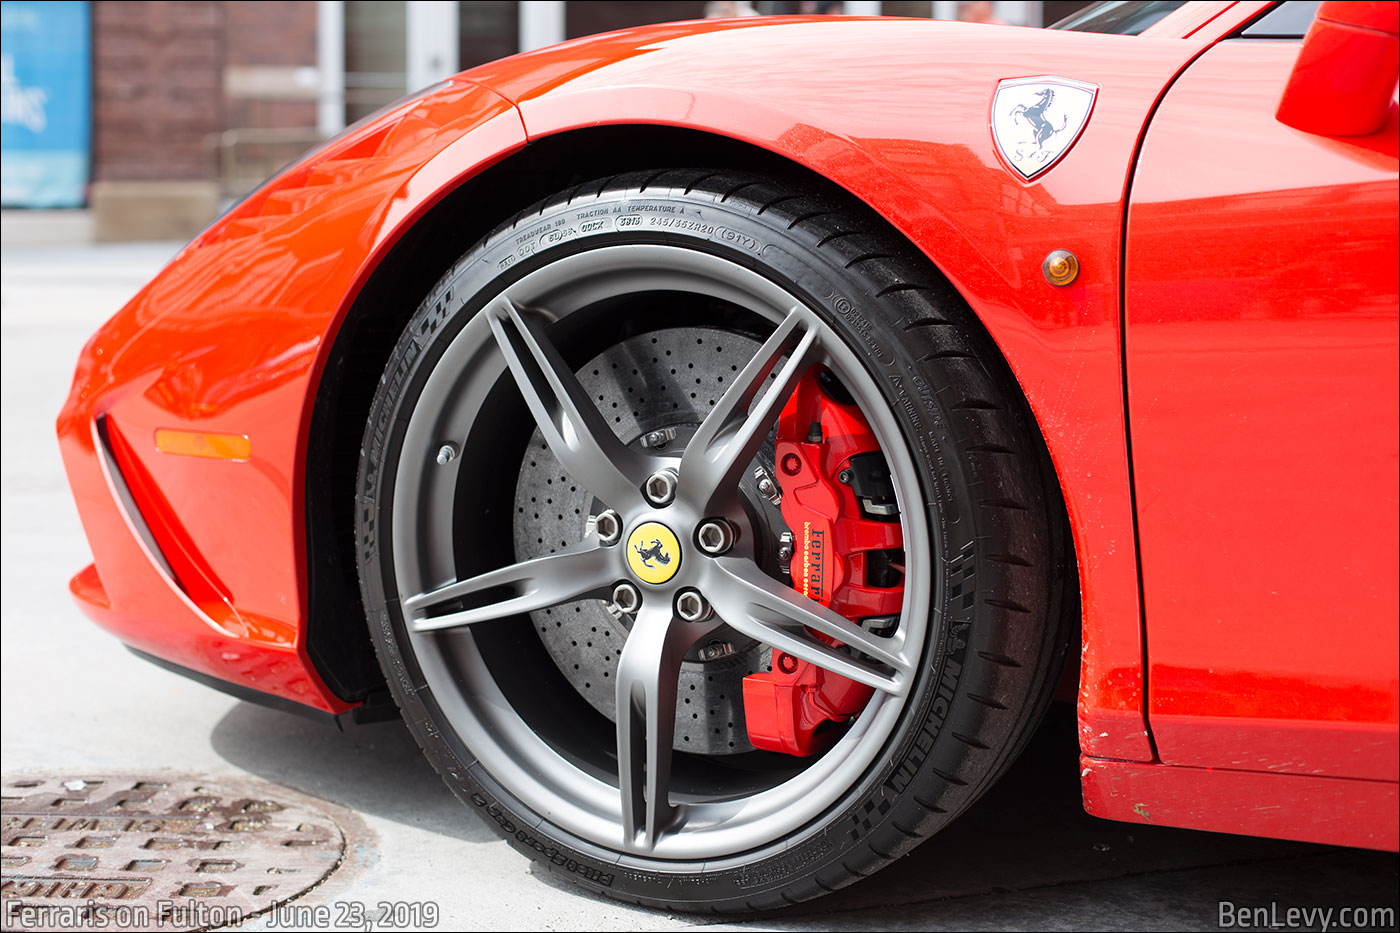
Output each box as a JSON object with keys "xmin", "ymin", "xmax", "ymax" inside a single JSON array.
[{"xmin": 1, "ymin": 0, "xmax": 91, "ymax": 208}]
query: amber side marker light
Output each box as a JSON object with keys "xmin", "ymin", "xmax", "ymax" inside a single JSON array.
[
  {"xmin": 154, "ymin": 429, "xmax": 252, "ymax": 461},
  {"xmin": 1042, "ymin": 249, "xmax": 1079, "ymax": 286}
]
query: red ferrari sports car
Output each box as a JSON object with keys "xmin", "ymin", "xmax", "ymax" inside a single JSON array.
[{"xmin": 57, "ymin": 0, "xmax": 1397, "ymax": 910}]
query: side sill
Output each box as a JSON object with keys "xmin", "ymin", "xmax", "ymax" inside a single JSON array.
[
  {"xmin": 1081, "ymin": 754, "xmax": 1399, "ymax": 851},
  {"xmin": 125, "ymin": 646, "xmax": 399, "ymax": 729}
]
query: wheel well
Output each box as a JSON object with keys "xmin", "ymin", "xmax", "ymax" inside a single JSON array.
[{"xmin": 303, "ymin": 124, "xmax": 1079, "ymax": 704}]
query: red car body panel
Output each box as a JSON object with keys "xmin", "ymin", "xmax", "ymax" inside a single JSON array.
[
  {"xmin": 55, "ymin": 4, "xmax": 1399, "ymax": 847},
  {"xmin": 1125, "ymin": 39, "xmax": 1399, "ymax": 782}
]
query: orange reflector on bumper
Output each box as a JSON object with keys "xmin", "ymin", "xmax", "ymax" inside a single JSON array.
[{"xmin": 154, "ymin": 429, "xmax": 251, "ymax": 461}]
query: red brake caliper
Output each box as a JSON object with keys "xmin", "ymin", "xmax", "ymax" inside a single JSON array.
[{"xmin": 741, "ymin": 371, "xmax": 905, "ymax": 756}]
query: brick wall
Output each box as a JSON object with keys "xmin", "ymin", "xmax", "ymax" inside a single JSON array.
[
  {"xmin": 223, "ymin": 1, "xmax": 318, "ymax": 134},
  {"xmin": 92, "ymin": 1, "xmax": 223, "ymax": 182},
  {"xmin": 92, "ymin": 1, "xmax": 318, "ymax": 184}
]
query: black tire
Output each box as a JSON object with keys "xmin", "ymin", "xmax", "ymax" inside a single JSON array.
[{"xmin": 356, "ymin": 169, "xmax": 1071, "ymax": 911}]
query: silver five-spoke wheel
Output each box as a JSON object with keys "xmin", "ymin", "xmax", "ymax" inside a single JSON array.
[{"xmin": 389, "ymin": 246, "xmax": 929, "ymax": 856}]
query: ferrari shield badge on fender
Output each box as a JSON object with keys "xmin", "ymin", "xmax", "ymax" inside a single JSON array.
[{"xmin": 992, "ymin": 76, "xmax": 1098, "ymax": 180}]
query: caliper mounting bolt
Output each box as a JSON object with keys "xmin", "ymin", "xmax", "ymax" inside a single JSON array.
[
  {"xmin": 754, "ymin": 466, "xmax": 782, "ymax": 505},
  {"xmin": 777, "ymin": 531, "xmax": 794, "ymax": 565}
]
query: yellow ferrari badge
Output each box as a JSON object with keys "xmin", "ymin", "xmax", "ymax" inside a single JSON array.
[{"xmin": 626, "ymin": 522, "xmax": 681, "ymax": 585}]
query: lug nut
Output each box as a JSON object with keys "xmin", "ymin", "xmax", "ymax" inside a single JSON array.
[
  {"xmin": 675, "ymin": 589, "xmax": 711, "ymax": 623},
  {"xmin": 643, "ymin": 469, "xmax": 678, "ymax": 507},
  {"xmin": 594, "ymin": 509, "xmax": 622, "ymax": 545},
  {"xmin": 612, "ymin": 582, "xmax": 641, "ymax": 615},
  {"xmin": 696, "ymin": 519, "xmax": 735, "ymax": 555},
  {"xmin": 436, "ymin": 443, "xmax": 459, "ymax": 465}
]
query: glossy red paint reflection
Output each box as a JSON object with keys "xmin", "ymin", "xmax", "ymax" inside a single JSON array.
[
  {"xmin": 57, "ymin": 82, "xmax": 527, "ymax": 712},
  {"xmin": 1275, "ymin": 0, "xmax": 1400, "ymax": 137},
  {"xmin": 1125, "ymin": 39, "xmax": 1399, "ymax": 782}
]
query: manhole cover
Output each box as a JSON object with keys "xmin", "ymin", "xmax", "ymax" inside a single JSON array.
[{"xmin": 2, "ymin": 773, "xmax": 348, "ymax": 931}]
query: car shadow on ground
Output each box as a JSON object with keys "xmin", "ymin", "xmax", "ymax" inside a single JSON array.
[
  {"xmin": 212, "ymin": 700, "xmax": 1399, "ymax": 924},
  {"xmin": 209, "ymin": 701, "xmax": 496, "ymax": 844}
]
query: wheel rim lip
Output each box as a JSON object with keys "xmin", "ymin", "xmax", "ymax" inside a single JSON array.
[{"xmin": 389, "ymin": 243, "xmax": 935, "ymax": 860}]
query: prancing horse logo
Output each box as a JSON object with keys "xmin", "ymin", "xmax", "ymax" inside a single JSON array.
[
  {"xmin": 626, "ymin": 521, "xmax": 681, "ymax": 583},
  {"xmin": 1010, "ymin": 88, "xmax": 1068, "ymax": 151},
  {"xmin": 634, "ymin": 539, "xmax": 672, "ymax": 569},
  {"xmin": 991, "ymin": 77, "xmax": 1098, "ymax": 180}
]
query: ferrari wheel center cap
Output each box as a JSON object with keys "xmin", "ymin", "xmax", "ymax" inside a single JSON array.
[{"xmin": 626, "ymin": 521, "xmax": 681, "ymax": 585}]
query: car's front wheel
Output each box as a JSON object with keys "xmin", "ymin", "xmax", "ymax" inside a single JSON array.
[{"xmin": 356, "ymin": 169, "xmax": 1070, "ymax": 910}]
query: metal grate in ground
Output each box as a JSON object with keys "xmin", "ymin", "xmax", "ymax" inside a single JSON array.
[{"xmin": 1, "ymin": 773, "xmax": 347, "ymax": 931}]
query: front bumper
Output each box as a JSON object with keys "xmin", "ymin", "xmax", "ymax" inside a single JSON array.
[
  {"xmin": 56, "ymin": 403, "xmax": 350, "ymax": 714},
  {"xmin": 52, "ymin": 79, "xmax": 525, "ymax": 716}
]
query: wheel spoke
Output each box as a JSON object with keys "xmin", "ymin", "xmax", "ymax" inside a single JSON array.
[
  {"xmin": 487, "ymin": 297, "xmax": 651, "ymax": 512},
  {"xmin": 709, "ymin": 558, "xmax": 910, "ymax": 695},
  {"xmin": 678, "ymin": 307, "xmax": 821, "ymax": 513},
  {"xmin": 615, "ymin": 605, "xmax": 695, "ymax": 850},
  {"xmin": 404, "ymin": 542, "xmax": 612, "ymax": 632}
]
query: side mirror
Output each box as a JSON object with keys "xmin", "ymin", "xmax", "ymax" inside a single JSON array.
[{"xmin": 1276, "ymin": 1, "xmax": 1399, "ymax": 137}]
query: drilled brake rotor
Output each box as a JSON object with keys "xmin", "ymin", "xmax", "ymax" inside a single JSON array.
[{"xmin": 513, "ymin": 327, "xmax": 784, "ymax": 755}]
